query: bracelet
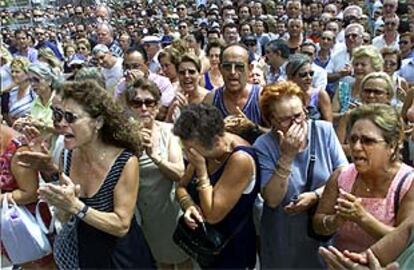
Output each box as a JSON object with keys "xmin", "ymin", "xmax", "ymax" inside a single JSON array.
[
  {"xmin": 179, "ymin": 196, "xmax": 194, "ymax": 210},
  {"xmin": 273, "ymin": 167, "xmax": 291, "ymax": 179},
  {"xmin": 197, "ymin": 183, "xmax": 212, "ymax": 191},
  {"xmin": 275, "ymin": 162, "xmax": 292, "ymax": 175}
]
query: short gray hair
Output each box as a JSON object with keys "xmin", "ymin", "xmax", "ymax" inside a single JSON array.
[{"xmin": 92, "ymin": 44, "xmax": 110, "ymax": 56}]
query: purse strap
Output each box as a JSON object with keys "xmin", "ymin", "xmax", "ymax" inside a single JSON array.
[
  {"xmin": 35, "ymin": 200, "xmax": 55, "ymax": 234},
  {"xmin": 305, "ymin": 120, "xmax": 317, "ymax": 192},
  {"xmin": 394, "ymin": 170, "xmax": 414, "ymax": 215}
]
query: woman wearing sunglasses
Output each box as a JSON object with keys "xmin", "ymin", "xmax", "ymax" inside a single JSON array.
[
  {"xmin": 286, "ymin": 53, "xmax": 333, "ymax": 122},
  {"xmin": 254, "ymin": 81, "xmax": 348, "ymax": 268},
  {"xmin": 165, "ymin": 53, "xmax": 209, "ymax": 122},
  {"xmin": 122, "ymin": 78, "xmax": 192, "ymax": 269},
  {"xmin": 332, "ymin": 45, "xmax": 383, "ymax": 123},
  {"xmin": 38, "ymin": 80, "xmax": 155, "ymax": 269},
  {"xmin": 314, "ymin": 104, "xmax": 414, "ymax": 254}
]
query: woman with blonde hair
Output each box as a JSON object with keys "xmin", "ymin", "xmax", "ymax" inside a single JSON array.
[
  {"xmin": 332, "ymin": 45, "xmax": 384, "ymax": 122},
  {"xmin": 38, "ymin": 47, "xmax": 63, "ymax": 74}
]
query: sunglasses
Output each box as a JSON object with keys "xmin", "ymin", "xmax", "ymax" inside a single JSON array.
[
  {"xmin": 178, "ymin": 69, "xmax": 198, "ymax": 76},
  {"xmin": 383, "ymin": 4, "xmax": 395, "ymax": 8},
  {"xmin": 51, "ymin": 106, "xmax": 80, "ymax": 124},
  {"xmin": 321, "ymin": 36, "xmax": 333, "ymax": 41},
  {"xmin": 244, "ymin": 42, "xmax": 256, "ymax": 47},
  {"xmin": 129, "ymin": 99, "xmax": 158, "ymax": 108},
  {"xmin": 385, "ymin": 21, "xmax": 397, "ymax": 26},
  {"xmin": 399, "ymin": 40, "xmax": 409, "ymax": 45},
  {"xmin": 362, "ymin": 88, "xmax": 388, "ymax": 96},
  {"xmin": 297, "ymin": 70, "xmax": 314, "ymax": 78},
  {"xmin": 349, "ymin": 134, "xmax": 385, "ymax": 146},
  {"xmin": 345, "ymin": 33, "xmax": 360, "ymax": 39},
  {"xmin": 178, "ymin": 25, "xmax": 187, "ymax": 29},
  {"xmin": 220, "ymin": 62, "xmax": 246, "ymax": 72}
]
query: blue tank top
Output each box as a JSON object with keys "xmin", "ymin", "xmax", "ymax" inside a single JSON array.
[
  {"xmin": 203, "ymin": 72, "xmax": 214, "ymax": 91},
  {"xmin": 212, "ymin": 84, "xmax": 264, "ymax": 125}
]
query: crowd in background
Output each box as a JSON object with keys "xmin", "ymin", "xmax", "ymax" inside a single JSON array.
[{"xmin": 2, "ymin": 0, "xmax": 414, "ymax": 269}]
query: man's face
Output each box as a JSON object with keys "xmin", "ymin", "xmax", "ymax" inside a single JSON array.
[
  {"xmin": 220, "ymin": 46, "xmax": 250, "ymax": 94},
  {"xmin": 223, "ymin": 8, "xmax": 236, "ymax": 21},
  {"xmin": 254, "ymin": 21, "xmax": 265, "ymax": 35},
  {"xmin": 95, "ymin": 51, "xmax": 112, "ymax": 69},
  {"xmin": 35, "ymin": 28, "xmax": 47, "ymax": 43},
  {"xmin": 97, "ymin": 26, "xmax": 112, "ymax": 45},
  {"xmin": 275, "ymin": 5, "xmax": 285, "ymax": 17},
  {"xmin": 320, "ymin": 31, "xmax": 335, "ymax": 50},
  {"xmin": 123, "ymin": 51, "xmax": 148, "ymax": 81},
  {"xmin": 253, "ymin": 2, "xmax": 263, "ymax": 16},
  {"xmin": 95, "ymin": 7, "xmax": 109, "ymax": 21},
  {"xmin": 326, "ymin": 22, "xmax": 339, "ymax": 35},
  {"xmin": 399, "ymin": 36, "xmax": 413, "ymax": 54},
  {"xmin": 241, "ymin": 24, "xmax": 252, "ymax": 36},
  {"xmin": 223, "ymin": 27, "xmax": 240, "ymax": 44},
  {"xmin": 287, "ymin": 1, "xmax": 302, "ymax": 18},
  {"xmin": 383, "ymin": 1, "xmax": 397, "ymax": 16},
  {"xmin": 301, "ymin": 45, "xmax": 316, "ymax": 61},
  {"xmin": 119, "ymin": 35, "xmax": 130, "ymax": 51},
  {"xmin": 344, "ymin": 10, "xmax": 360, "ymax": 25},
  {"xmin": 15, "ymin": 33, "xmax": 28, "ymax": 50},
  {"xmin": 345, "ymin": 26, "xmax": 363, "ymax": 51},
  {"xmin": 239, "ymin": 7, "xmax": 250, "ymax": 20},
  {"xmin": 178, "ymin": 23, "xmax": 189, "ymax": 37},
  {"xmin": 177, "ymin": 5, "xmax": 187, "ymax": 18}
]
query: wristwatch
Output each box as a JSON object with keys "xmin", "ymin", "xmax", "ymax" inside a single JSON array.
[{"xmin": 75, "ymin": 204, "xmax": 89, "ymax": 219}]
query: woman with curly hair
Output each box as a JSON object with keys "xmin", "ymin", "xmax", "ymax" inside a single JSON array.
[{"xmin": 38, "ymin": 80, "xmax": 155, "ymax": 269}]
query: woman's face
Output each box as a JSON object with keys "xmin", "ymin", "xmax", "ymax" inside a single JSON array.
[
  {"xmin": 178, "ymin": 61, "xmax": 199, "ymax": 94},
  {"xmin": 77, "ymin": 43, "xmax": 90, "ymax": 56},
  {"xmin": 269, "ymin": 95, "xmax": 307, "ymax": 135},
  {"xmin": 28, "ymin": 72, "xmax": 50, "ymax": 96},
  {"xmin": 65, "ymin": 46, "xmax": 76, "ymax": 58},
  {"xmin": 181, "ymin": 136, "xmax": 223, "ymax": 159},
  {"xmin": 361, "ymin": 78, "xmax": 391, "ymax": 104},
  {"xmin": 208, "ymin": 47, "xmax": 221, "ymax": 67},
  {"xmin": 292, "ymin": 63, "xmax": 313, "ymax": 91},
  {"xmin": 383, "ymin": 54, "xmax": 398, "ymax": 75},
  {"xmin": 353, "ymin": 56, "xmax": 375, "ymax": 80},
  {"xmin": 61, "ymin": 98, "xmax": 99, "ymax": 150},
  {"xmin": 128, "ymin": 89, "xmax": 159, "ymax": 128},
  {"xmin": 250, "ymin": 67, "xmax": 265, "ymax": 86},
  {"xmin": 288, "ymin": 20, "xmax": 303, "ymax": 37},
  {"xmin": 11, "ymin": 66, "xmax": 27, "ymax": 84},
  {"xmin": 159, "ymin": 55, "xmax": 177, "ymax": 81},
  {"xmin": 349, "ymin": 119, "xmax": 393, "ymax": 174}
]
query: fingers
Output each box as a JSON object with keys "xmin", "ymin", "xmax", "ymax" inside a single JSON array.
[
  {"xmin": 60, "ymin": 173, "xmax": 74, "ymax": 187},
  {"xmin": 366, "ymin": 249, "xmax": 382, "ymax": 269},
  {"xmin": 339, "ymin": 189, "xmax": 357, "ymax": 201},
  {"xmin": 235, "ymin": 106, "xmax": 247, "ymax": 119},
  {"xmin": 319, "ymin": 247, "xmax": 348, "ymax": 270},
  {"xmin": 343, "ymin": 250, "xmax": 367, "ymax": 265}
]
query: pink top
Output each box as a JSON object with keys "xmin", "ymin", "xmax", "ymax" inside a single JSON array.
[{"xmin": 335, "ymin": 163, "xmax": 413, "ymax": 252}]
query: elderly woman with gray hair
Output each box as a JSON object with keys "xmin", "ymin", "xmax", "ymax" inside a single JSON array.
[{"xmin": 286, "ymin": 54, "xmax": 333, "ymax": 122}]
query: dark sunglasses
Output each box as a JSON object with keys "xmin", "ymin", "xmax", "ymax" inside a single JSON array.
[
  {"xmin": 178, "ymin": 69, "xmax": 198, "ymax": 76},
  {"xmin": 220, "ymin": 62, "xmax": 246, "ymax": 72},
  {"xmin": 178, "ymin": 25, "xmax": 187, "ymax": 29},
  {"xmin": 129, "ymin": 99, "xmax": 158, "ymax": 108},
  {"xmin": 399, "ymin": 40, "xmax": 409, "ymax": 45},
  {"xmin": 51, "ymin": 106, "xmax": 79, "ymax": 124},
  {"xmin": 348, "ymin": 135, "xmax": 385, "ymax": 146},
  {"xmin": 123, "ymin": 63, "xmax": 142, "ymax": 70},
  {"xmin": 297, "ymin": 70, "xmax": 314, "ymax": 78},
  {"xmin": 385, "ymin": 21, "xmax": 397, "ymax": 26},
  {"xmin": 321, "ymin": 36, "xmax": 333, "ymax": 41},
  {"xmin": 345, "ymin": 33, "xmax": 360, "ymax": 39},
  {"xmin": 244, "ymin": 42, "xmax": 256, "ymax": 47}
]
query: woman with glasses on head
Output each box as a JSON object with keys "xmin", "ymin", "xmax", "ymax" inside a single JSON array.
[
  {"xmin": 122, "ymin": 78, "xmax": 192, "ymax": 270},
  {"xmin": 174, "ymin": 103, "xmax": 260, "ymax": 269},
  {"xmin": 254, "ymin": 81, "xmax": 348, "ymax": 269},
  {"xmin": 381, "ymin": 47, "xmax": 409, "ymax": 103},
  {"xmin": 158, "ymin": 40, "xmax": 186, "ymax": 91},
  {"xmin": 314, "ymin": 104, "xmax": 414, "ymax": 253},
  {"xmin": 165, "ymin": 53, "xmax": 209, "ymax": 122},
  {"xmin": 76, "ymin": 38, "xmax": 91, "ymax": 61},
  {"xmin": 38, "ymin": 80, "xmax": 155, "ymax": 269},
  {"xmin": 200, "ymin": 39, "xmax": 225, "ymax": 91},
  {"xmin": 286, "ymin": 53, "xmax": 333, "ymax": 122},
  {"xmin": 332, "ymin": 45, "xmax": 384, "ymax": 123},
  {"xmin": 38, "ymin": 47, "xmax": 63, "ymax": 75}
]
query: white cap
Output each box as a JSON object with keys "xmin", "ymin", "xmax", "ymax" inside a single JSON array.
[{"xmin": 141, "ymin": 35, "xmax": 161, "ymax": 44}]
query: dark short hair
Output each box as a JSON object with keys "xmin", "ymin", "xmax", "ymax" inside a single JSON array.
[
  {"xmin": 265, "ymin": 39, "xmax": 290, "ymax": 59},
  {"xmin": 125, "ymin": 77, "xmax": 161, "ymax": 103},
  {"xmin": 125, "ymin": 45, "xmax": 148, "ymax": 62},
  {"xmin": 173, "ymin": 103, "xmax": 224, "ymax": 148}
]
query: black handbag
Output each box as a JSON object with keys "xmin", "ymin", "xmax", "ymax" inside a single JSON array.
[
  {"xmin": 306, "ymin": 120, "xmax": 334, "ymax": 242},
  {"xmin": 173, "ymin": 213, "xmax": 249, "ymax": 268}
]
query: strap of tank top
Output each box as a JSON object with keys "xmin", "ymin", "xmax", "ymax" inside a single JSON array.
[{"xmin": 394, "ymin": 170, "xmax": 414, "ymax": 214}]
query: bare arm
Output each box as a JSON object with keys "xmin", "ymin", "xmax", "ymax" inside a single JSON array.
[
  {"xmin": 8, "ymin": 146, "xmax": 39, "ymax": 205},
  {"xmin": 154, "ymin": 132, "xmax": 185, "ymax": 182},
  {"xmin": 197, "ymin": 151, "xmax": 255, "ymax": 224},
  {"xmin": 318, "ymin": 89, "xmax": 333, "ymax": 122}
]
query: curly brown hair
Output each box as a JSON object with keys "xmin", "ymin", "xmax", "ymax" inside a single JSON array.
[{"xmin": 61, "ymin": 80, "xmax": 142, "ymax": 154}]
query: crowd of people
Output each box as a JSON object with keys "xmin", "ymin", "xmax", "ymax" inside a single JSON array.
[{"xmin": 2, "ymin": 0, "xmax": 414, "ymax": 269}]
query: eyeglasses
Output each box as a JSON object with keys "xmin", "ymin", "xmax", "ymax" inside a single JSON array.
[
  {"xmin": 177, "ymin": 7, "xmax": 185, "ymax": 11},
  {"xmin": 78, "ymin": 46, "xmax": 87, "ymax": 51},
  {"xmin": 35, "ymin": 32, "xmax": 45, "ymax": 36},
  {"xmin": 345, "ymin": 33, "xmax": 360, "ymax": 39},
  {"xmin": 385, "ymin": 21, "xmax": 397, "ymax": 26},
  {"xmin": 383, "ymin": 4, "xmax": 395, "ymax": 8},
  {"xmin": 297, "ymin": 70, "xmax": 314, "ymax": 78},
  {"xmin": 128, "ymin": 99, "xmax": 158, "ymax": 108},
  {"xmin": 399, "ymin": 40, "xmax": 409, "ymax": 45},
  {"xmin": 178, "ymin": 25, "xmax": 187, "ymax": 29},
  {"xmin": 349, "ymin": 134, "xmax": 385, "ymax": 146},
  {"xmin": 178, "ymin": 69, "xmax": 198, "ymax": 76},
  {"xmin": 275, "ymin": 111, "xmax": 307, "ymax": 128},
  {"xmin": 50, "ymin": 106, "xmax": 80, "ymax": 124},
  {"xmin": 384, "ymin": 60, "xmax": 397, "ymax": 67},
  {"xmin": 123, "ymin": 63, "xmax": 143, "ymax": 70},
  {"xmin": 244, "ymin": 42, "xmax": 256, "ymax": 47},
  {"xmin": 220, "ymin": 62, "xmax": 246, "ymax": 72}
]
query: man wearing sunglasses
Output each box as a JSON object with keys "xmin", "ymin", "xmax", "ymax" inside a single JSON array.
[
  {"xmin": 204, "ymin": 44, "xmax": 267, "ymax": 144},
  {"xmin": 399, "ymin": 32, "xmax": 414, "ymax": 60},
  {"xmin": 372, "ymin": 15, "xmax": 400, "ymax": 50}
]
